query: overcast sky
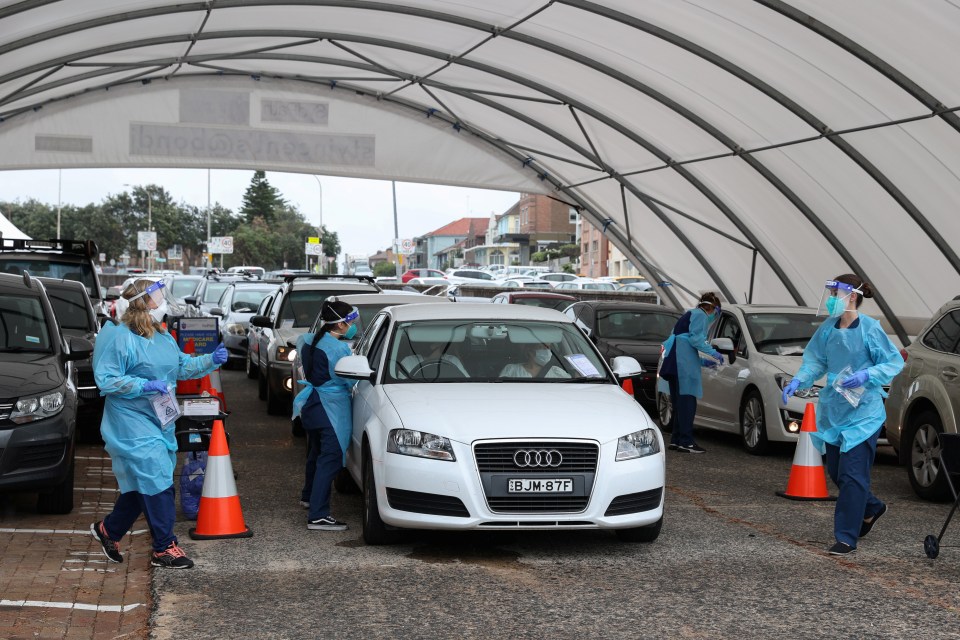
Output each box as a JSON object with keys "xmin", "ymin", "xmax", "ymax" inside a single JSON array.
[{"xmin": 0, "ymin": 168, "xmax": 520, "ymax": 257}]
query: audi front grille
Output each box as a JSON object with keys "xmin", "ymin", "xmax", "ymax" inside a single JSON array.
[{"xmin": 474, "ymin": 441, "xmax": 599, "ymax": 474}]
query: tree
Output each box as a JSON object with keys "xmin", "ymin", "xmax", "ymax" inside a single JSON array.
[
  {"xmin": 240, "ymin": 170, "xmax": 285, "ymax": 224},
  {"xmin": 373, "ymin": 261, "xmax": 396, "ymax": 277}
]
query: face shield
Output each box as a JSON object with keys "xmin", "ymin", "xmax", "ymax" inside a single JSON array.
[
  {"xmin": 322, "ymin": 306, "xmax": 360, "ymax": 326},
  {"xmin": 129, "ymin": 280, "xmax": 167, "ymax": 308},
  {"xmin": 816, "ymin": 280, "xmax": 862, "ymax": 317}
]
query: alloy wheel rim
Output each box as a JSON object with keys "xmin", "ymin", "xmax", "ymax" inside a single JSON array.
[
  {"xmin": 911, "ymin": 423, "xmax": 941, "ymax": 488},
  {"xmin": 658, "ymin": 393, "xmax": 671, "ymax": 426},
  {"xmin": 742, "ymin": 398, "xmax": 762, "ymax": 448}
]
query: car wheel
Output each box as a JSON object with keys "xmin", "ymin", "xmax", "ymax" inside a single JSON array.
[
  {"xmin": 36, "ymin": 456, "xmax": 75, "ymax": 515},
  {"xmin": 615, "ymin": 516, "xmax": 662, "ymax": 543},
  {"xmin": 257, "ymin": 366, "xmax": 267, "ymax": 400},
  {"xmin": 907, "ymin": 410, "xmax": 951, "ymax": 501},
  {"xmin": 246, "ymin": 353, "xmax": 259, "ymax": 379},
  {"xmin": 266, "ymin": 381, "xmax": 286, "ymax": 416},
  {"xmin": 657, "ymin": 391, "xmax": 672, "ymax": 432},
  {"xmin": 334, "ymin": 467, "xmax": 360, "ymax": 494},
  {"xmin": 739, "ymin": 389, "xmax": 770, "ymax": 456},
  {"xmin": 362, "ymin": 449, "xmax": 395, "ymax": 545}
]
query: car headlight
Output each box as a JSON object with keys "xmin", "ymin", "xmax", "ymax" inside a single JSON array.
[
  {"xmin": 226, "ymin": 322, "xmax": 246, "ymax": 336},
  {"xmin": 775, "ymin": 374, "xmax": 820, "ymax": 398},
  {"xmin": 386, "ymin": 429, "xmax": 456, "ymax": 461},
  {"xmin": 11, "ymin": 390, "xmax": 65, "ymax": 424},
  {"xmin": 276, "ymin": 345, "xmax": 297, "ymax": 362},
  {"xmin": 616, "ymin": 428, "xmax": 660, "ymax": 461}
]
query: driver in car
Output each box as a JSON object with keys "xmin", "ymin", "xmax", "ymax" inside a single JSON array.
[
  {"xmin": 400, "ymin": 341, "xmax": 469, "ymax": 377},
  {"xmin": 499, "ymin": 342, "xmax": 570, "ymax": 379}
]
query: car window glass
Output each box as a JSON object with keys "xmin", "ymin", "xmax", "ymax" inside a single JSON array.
[
  {"xmin": 47, "ymin": 288, "xmax": 94, "ymax": 331},
  {"xmin": 170, "ymin": 278, "xmax": 202, "ymax": 299},
  {"xmin": 716, "ymin": 314, "xmax": 746, "ymax": 358},
  {"xmin": 232, "ymin": 289, "xmax": 272, "ymax": 313},
  {"xmin": 365, "ymin": 318, "xmax": 391, "ymax": 369},
  {"xmin": 278, "ymin": 290, "xmax": 330, "ymax": 328},
  {"xmin": 0, "ymin": 295, "xmax": 52, "ymax": 351},
  {"xmin": 744, "ymin": 312, "xmax": 820, "ymax": 356},
  {"xmin": 256, "ymin": 294, "xmax": 274, "ymax": 317},
  {"xmin": 203, "ymin": 282, "xmax": 231, "ymax": 304},
  {"xmin": 922, "ymin": 310, "xmax": 960, "ymax": 353},
  {"xmin": 596, "ymin": 310, "xmax": 676, "ymax": 341},
  {"xmin": 356, "ymin": 313, "xmax": 387, "ymax": 357}
]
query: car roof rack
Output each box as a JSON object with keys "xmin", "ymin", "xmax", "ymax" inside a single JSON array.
[
  {"xmin": 283, "ymin": 273, "xmax": 382, "ymax": 291},
  {"xmin": 0, "ymin": 235, "xmax": 99, "ymax": 258}
]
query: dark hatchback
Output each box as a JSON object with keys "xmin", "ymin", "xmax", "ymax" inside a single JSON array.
[
  {"xmin": 489, "ymin": 291, "xmax": 578, "ymax": 311},
  {"xmin": 38, "ymin": 277, "xmax": 103, "ymax": 443},
  {"xmin": 564, "ymin": 301, "xmax": 680, "ymax": 410},
  {"xmin": 0, "ymin": 272, "xmax": 93, "ymax": 513}
]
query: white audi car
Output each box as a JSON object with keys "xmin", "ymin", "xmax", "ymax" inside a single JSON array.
[{"xmin": 335, "ymin": 304, "xmax": 665, "ymax": 545}]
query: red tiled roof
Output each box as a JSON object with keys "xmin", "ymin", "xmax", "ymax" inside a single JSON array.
[{"xmin": 425, "ymin": 217, "xmax": 488, "ymax": 237}]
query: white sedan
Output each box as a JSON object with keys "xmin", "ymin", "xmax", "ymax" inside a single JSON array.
[{"xmin": 336, "ymin": 303, "xmax": 664, "ymax": 544}]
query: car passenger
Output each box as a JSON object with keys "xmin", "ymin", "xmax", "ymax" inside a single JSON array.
[
  {"xmin": 400, "ymin": 341, "xmax": 469, "ymax": 378},
  {"xmin": 499, "ymin": 342, "xmax": 570, "ymax": 379}
]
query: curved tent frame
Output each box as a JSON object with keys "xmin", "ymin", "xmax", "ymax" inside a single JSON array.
[{"xmin": 2, "ymin": 0, "xmax": 959, "ymax": 343}]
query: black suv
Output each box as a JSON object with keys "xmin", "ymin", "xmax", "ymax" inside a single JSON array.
[
  {"xmin": 185, "ymin": 272, "xmax": 263, "ymax": 316},
  {"xmin": 38, "ymin": 277, "xmax": 103, "ymax": 443},
  {"xmin": 0, "ymin": 237, "xmax": 105, "ymax": 315},
  {"xmin": 0, "ymin": 271, "xmax": 93, "ymax": 513}
]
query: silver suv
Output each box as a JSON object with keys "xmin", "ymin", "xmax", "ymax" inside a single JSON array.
[{"xmin": 886, "ymin": 297, "xmax": 959, "ymax": 500}]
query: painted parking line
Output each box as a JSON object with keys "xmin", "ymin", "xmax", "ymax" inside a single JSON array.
[
  {"xmin": 61, "ymin": 567, "xmax": 117, "ymax": 573},
  {"xmin": 74, "ymin": 487, "xmax": 120, "ymax": 492},
  {"xmin": 0, "ymin": 600, "xmax": 141, "ymax": 613},
  {"xmin": 75, "ymin": 456, "xmax": 110, "ymax": 461},
  {"xmin": 0, "ymin": 528, "xmax": 148, "ymax": 535}
]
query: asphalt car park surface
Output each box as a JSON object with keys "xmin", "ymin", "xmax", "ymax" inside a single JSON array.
[{"xmin": 6, "ymin": 369, "xmax": 960, "ymax": 638}]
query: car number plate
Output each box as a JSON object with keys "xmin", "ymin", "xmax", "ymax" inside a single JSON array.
[{"xmin": 507, "ymin": 479, "xmax": 573, "ymax": 493}]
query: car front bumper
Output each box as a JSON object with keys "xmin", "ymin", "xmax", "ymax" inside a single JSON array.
[
  {"xmin": 223, "ymin": 333, "xmax": 249, "ymax": 360},
  {"xmin": 0, "ymin": 413, "xmax": 74, "ymax": 491},
  {"xmin": 267, "ymin": 361, "xmax": 294, "ymax": 401},
  {"xmin": 372, "ymin": 438, "xmax": 664, "ymax": 531}
]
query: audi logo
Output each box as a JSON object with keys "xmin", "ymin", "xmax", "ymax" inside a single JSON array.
[{"xmin": 513, "ymin": 449, "xmax": 563, "ymax": 468}]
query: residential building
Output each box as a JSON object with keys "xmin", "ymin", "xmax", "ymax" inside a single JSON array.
[
  {"xmin": 580, "ymin": 216, "xmax": 610, "ymax": 278},
  {"xmin": 410, "ymin": 217, "xmax": 488, "ymax": 270}
]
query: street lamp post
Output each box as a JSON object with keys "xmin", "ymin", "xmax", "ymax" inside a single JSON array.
[{"xmin": 312, "ymin": 175, "xmax": 323, "ymax": 272}]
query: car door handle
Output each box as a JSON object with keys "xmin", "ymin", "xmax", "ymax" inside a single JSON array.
[{"xmin": 942, "ymin": 368, "xmax": 959, "ymax": 380}]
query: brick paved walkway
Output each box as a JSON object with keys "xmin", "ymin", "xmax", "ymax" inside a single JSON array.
[{"xmin": 0, "ymin": 448, "xmax": 151, "ymax": 640}]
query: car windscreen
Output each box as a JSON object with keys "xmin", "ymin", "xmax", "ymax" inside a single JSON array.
[
  {"xmin": 0, "ymin": 258, "xmax": 98, "ymax": 298},
  {"xmin": 513, "ymin": 297, "xmax": 574, "ymax": 311},
  {"xmin": 202, "ymin": 281, "xmax": 232, "ymax": 304},
  {"xmin": 47, "ymin": 288, "xmax": 94, "ymax": 331},
  {"xmin": 0, "ymin": 295, "xmax": 52, "ymax": 352},
  {"xmin": 278, "ymin": 290, "xmax": 332, "ymax": 328},
  {"xmin": 170, "ymin": 277, "xmax": 203, "ymax": 299},
  {"xmin": 384, "ymin": 320, "xmax": 610, "ymax": 383},
  {"xmin": 745, "ymin": 312, "xmax": 822, "ymax": 356},
  {"xmin": 230, "ymin": 288, "xmax": 273, "ymax": 313},
  {"xmin": 596, "ymin": 310, "xmax": 677, "ymax": 341}
]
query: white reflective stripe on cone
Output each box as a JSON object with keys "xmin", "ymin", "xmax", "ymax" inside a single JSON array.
[
  {"xmin": 201, "ymin": 454, "xmax": 239, "ymax": 499},
  {"xmin": 793, "ymin": 432, "xmax": 823, "ymax": 467}
]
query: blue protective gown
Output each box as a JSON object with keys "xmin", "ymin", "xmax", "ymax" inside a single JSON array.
[
  {"xmin": 93, "ymin": 323, "xmax": 220, "ymax": 495},
  {"xmin": 792, "ymin": 314, "xmax": 904, "ymax": 453},
  {"xmin": 660, "ymin": 307, "xmax": 716, "ymax": 398},
  {"xmin": 292, "ymin": 332, "xmax": 357, "ymax": 464}
]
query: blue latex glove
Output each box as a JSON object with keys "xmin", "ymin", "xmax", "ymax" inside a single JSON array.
[
  {"xmin": 711, "ymin": 350, "xmax": 724, "ymax": 364},
  {"xmin": 212, "ymin": 342, "xmax": 228, "ymax": 365},
  {"xmin": 143, "ymin": 379, "xmax": 169, "ymax": 395},
  {"xmin": 781, "ymin": 378, "xmax": 800, "ymax": 405},
  {"xmin": 701, "ymin": 358, "xmax": 719, "ymax": 369},
  {"xmin": 841, "ymin": 369, "xmax": 869, "ymax": 389}
]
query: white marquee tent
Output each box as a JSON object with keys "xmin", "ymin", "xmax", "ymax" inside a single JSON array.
[{"xmin": 2, "ymin": 0, "xmax": 958, "ymax": 343}]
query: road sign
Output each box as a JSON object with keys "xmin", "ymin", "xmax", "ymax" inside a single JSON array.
[
  {"xmin": 305, "ymin": 242, "xmax": 323, "ymax": 256},
  {"xmin": 99, "ymin": 252, "xmax": 106, "ymax": 263},
  {"xmin": 137, "ymin": 231, "xmax": 157, "ymax": 251},
  {"xmin": 209, "ymin": 236, "xmax": 234, "ymax": 254},
  {"xmin": 307, "ymin": 236, "xmax": 320, "ymax": 244},
  {"xmin": 400, "ymin": 238, "xmax": 415, "ymax": 255}
]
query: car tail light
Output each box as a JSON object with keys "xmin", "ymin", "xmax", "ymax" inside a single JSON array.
[{"xmin": 900, "ymin": 348, "xmax": 908, "ymax": 362}]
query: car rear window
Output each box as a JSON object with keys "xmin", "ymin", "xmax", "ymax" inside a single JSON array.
[
  {"xmin": 279, "ymin": 290, "xmax": 333, "ymax": 328},
  {"xmin": 0, "ymin": 258, "xmax": 98, "ymax": 298},
  {"xmin": 47, "ymin": 288, "xmax": 94, "ymax": 331},
  {"xmin": 170, "ymin": 277, "xmax": 203, "ymax": 299},
  {"xmin": 231, "ymin": 289, "xmax": 272, "ymax": 313},
  {"xmin": 596, "ymin": 310, "xmax": 677, "ymax": 340},
  {"xmin": 514, "ymin": 297, "xmax": 573, "ymax": 311},
  {"xmin": 0, "ymin": 295, "xmax": 51, "ymax": 352},
  {"xmin": 203, "ymin": 281, "xmax": 232, "ymax": 304}
]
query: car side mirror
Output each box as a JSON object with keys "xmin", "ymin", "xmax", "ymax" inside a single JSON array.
[
  {"xmin": 65, "ymin": 336, "xmax": 94, "ymax": 361},
  {"xmin": 184, "ymin": 295, "xmax": 199, "ymax": 307},
  {"xmin": 250, "ymin": 315, "xmax": 272, "ymax": 328},
  {"xmin": 334, "ymin": 355, "xmax": 376, "ymax": 383},
  {"xmin": 210, "ymin": 307, "xmax": 225, "ymax": 317},
  {"xmin": 610, "ymin": 356, "xmax": 644, "ymax": 379},
  {"xmin": 711, "ymin": 337, "xmax": 737, "ymax": 365}
]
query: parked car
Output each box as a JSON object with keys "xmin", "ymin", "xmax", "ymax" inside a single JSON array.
[
  {"xmin": 490, "ymin": 291, "xmax": 577, "ymax": 311},
  {"xmin": 227, "ymin": 266, "xmax": 266, "ymax": 278},
  {"xmin": 210, "ymin": 281, "xmax": 281, "ymax": 368},
  {"xmin": 334, "ymin": 303, "xmax": 663, "ymax": 544},
  {"xmin": 406, "ymin": 277, "xmax": 450, "ymax": 287},
  {"xmin": 401, "ymin": 268, "xmax": 446, "ymax": 283},
  {"xmin": 444, "ymin": 269, "xmax": 497, "ymax": 284},
  {"xmin": 656, "ymin": 304, "xmax": 826, "ymax": 455},
  {"xmin": 168, "ymin": 275, "xmax": 205, "ymax": 304},
  {"xmin": 0, "ymin": 237, "xmax": 106, "ymax": 315},
  {"xmin": 555, "ymin": 281, "xmax": 618, "ymax": 292},
  {"xmin": 565, "ymin": 301, "xmax": 680, "ymax": 412},
  {"xmin": 619, "ymin": 282, "xmax": 654, "ymax": 293},
  {"xmin": 0, "ymin": 272, "xmax": 93, "ymax": 513},
  {"xmin": 248, "ymin": 275, "xmax": 380, "ymax": 415},
  {"xmin": 539, "ymin": 272, "xmax": 582, "ymax": 283},
  {"xmin": 885, "ymin": 297, "xmax": 960, "ymax": 500},
  {"xmin": 184, "ymin": 273, "xmax": 258, "ymax": 316},
  {"xmin": 290, "ymin": 293, "xmax": 452, "ymax": 436},
  {"xmin": 614, "ymin": 276, "xmax": 649, "ymax": 286},
  {"xmin": 38, "ymin": 277, "xmax": 103, "ymax": 443}
]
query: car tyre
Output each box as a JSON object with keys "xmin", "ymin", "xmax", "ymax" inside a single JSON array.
[
  {"xmin": 266, "ymin": 381, "xmax": 286, "ymax": 416},
  {"xmin": 739, "ymin": 389, "xmax": 770, "ymax": 455},
  {"xmin": 362, "ymin": 449, "xmax": 396, "ymax": 545},
  {"xmin": 907, "ymin": 410, "xmax": 951, "ymax": 501},
  {"xmin": 36, "ymin": 456, "xmax": 75, "ymax": 515},
  {"xmin": 615, "ymin": 516, "xmax": 662, "ymax": 543},
  {"xmin": 334, "ymin": 468, "xmax": 360, "ymax": 494},
  {"xmin": 656, "ymin": 391, "xmax": 672, "ymax": 432},
  {"xmin": 257, "ymin": 366, "xmax": 267, "ymax": 400},
  {"xmin": 246, "ymin": 353, "xmax": 259, "ymax": 379}
]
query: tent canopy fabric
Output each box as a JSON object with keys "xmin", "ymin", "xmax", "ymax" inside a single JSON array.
[
  {"xmin": 2, "ymin": 1, "xmax": 958, "ymax": 343},
  {"xmin": 0, "ymin": 210, "xmax": 30, "ymax": 240}
]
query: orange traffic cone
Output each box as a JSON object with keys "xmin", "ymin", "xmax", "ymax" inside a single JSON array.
[
  {"xmin": 189, "ymin": 420, "xmax": 253, "ymax": 539},
  {"xmin": 776, "ymin": 403, "xmax": 835, "ymax": 501},
  {"xmin": 177, "ymin": 339, "xmax": 202, "ymax": 395}
]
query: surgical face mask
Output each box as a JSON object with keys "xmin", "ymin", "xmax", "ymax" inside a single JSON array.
[
  {"xmin": 149, "ymin": 304, "xmax": 166, "ymax": 324},
  {"xmin": 344, "ymin": 323, "xmax": 358, "ymax": 340},
  {"xmin": 825, "ymin": 296, "xmax": 843, "ymax": 317},
  {"xmin": 533, "ymin": 348, "xmax": 551, "ymax": 366}
]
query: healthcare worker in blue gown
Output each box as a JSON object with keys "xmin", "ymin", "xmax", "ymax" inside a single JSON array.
[
  {"xmin": 659, "ymin": 292, "xmax": 724, "ymax": 454},
  {"xmin": 782, "ymin": 274, "xmax": 903, "ymax": 556},
  {"xmin": 90, "ymin": 279, "xmax": 227, "ymax": 569},
  {"xmin": 293, "ymin": 300, "xmax": 358, "ymax": 531}
]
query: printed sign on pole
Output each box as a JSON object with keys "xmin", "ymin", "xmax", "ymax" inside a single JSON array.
[
  {"xmin": 209, "ymin": 236, "xmax": 234, "ymax": 254},
  {"xmin": 400, "ymin": 238, "xmax": 415, "ymax": 255},
  {"xmin": 137, "ymin": 231, "xmax": 157, "ymax": 251},
  {"xmin": 305, "ymin": 242, "xmax": 323, "ymax": 256}
]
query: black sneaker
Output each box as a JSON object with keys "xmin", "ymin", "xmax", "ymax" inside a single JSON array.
[
  {"xmin": 307, "ymin": 516, "xmax": 348, "ymax": 531},
  {"xmin": 90, "ymin": 521, "xmax": 123, "ymax": 564},
  {"xmin": 667, "ymin": 443, "xmax": 679, "ymax": 451},
  {"xmin": 859, "ymin": 503, "xmax": 887, "ymax": 538},
  {"xmin": 151, "ymin": 542, "xmax": 195, "ymax": 569},
  {"xmin": 828, "ymin": 541, "xmax": 856, "ymax": 556},
  {"xmin": 676, "ymin": 443, "xmax": 706, "ymax": 454}
]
